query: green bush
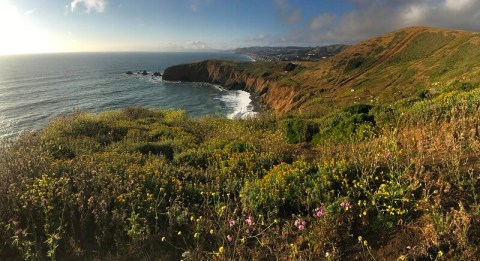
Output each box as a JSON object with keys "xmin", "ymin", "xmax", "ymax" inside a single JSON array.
[
  {"xmin": 312, "ymin": 105, "xmax": 376, "ymax": 145},
  {"xmin": 134, "ymin": 142, "xmax": 175, "ymax": 160},
  {"xmin": 281, "ymin": 118, "xmax": 318, "ymax": 143},
  {"xmin": 241, "ymin": 160, "xmax": 320, "ymax": 217}
]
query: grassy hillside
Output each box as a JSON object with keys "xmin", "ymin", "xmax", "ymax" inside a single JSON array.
[
  {"xmin": 1, "ymin": 27, "xmax": 480, "ymax": 260},
  {"xmin": 248, "ymin": 26, "xmax": 480, "ymax": 117}
]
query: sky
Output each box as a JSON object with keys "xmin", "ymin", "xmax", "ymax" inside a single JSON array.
[{"xmin": 1, "ymin": 0, "xmax": 480, "ymax": 55}]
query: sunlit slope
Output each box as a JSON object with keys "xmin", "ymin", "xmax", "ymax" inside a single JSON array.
[{"xmin": 282, "ymin": 27, "xmax": 477, "ymax": 113}]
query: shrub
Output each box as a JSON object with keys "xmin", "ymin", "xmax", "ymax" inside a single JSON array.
[
  {"xmin": 241, "ymin": 160, "xmax": 321, "ymax": 217},
  {"xmin": 134, "ymin": 142, "xmax": 175, "ymax": 160},
  {"xmin": 281, "ymin": 118, "xmax": 318, "ymax": 143},
  {"xmin": 312, "ymin": 105, "xmax": 376, "ymax": 145}
]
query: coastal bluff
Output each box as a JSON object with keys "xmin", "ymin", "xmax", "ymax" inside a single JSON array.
[{"xmin": 163, "ymin": 60, "xmax": 306, "ymax": 114}]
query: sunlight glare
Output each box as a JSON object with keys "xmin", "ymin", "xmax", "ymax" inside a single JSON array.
[{"xmin": 0, "ymin": 1, "xmax": 58, "ymax": 55}]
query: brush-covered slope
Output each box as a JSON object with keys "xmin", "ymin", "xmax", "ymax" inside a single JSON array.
[
  {"xmin": 164, "ymin": 26, "xmax": 480, "ymax": 116},
  {"xmin": 4, "ymin": 27, "xmax": 480, "ymax": 261},
  {"xmin": 298, "ymin": 26, "xmax": 480, "ymax": 114}
]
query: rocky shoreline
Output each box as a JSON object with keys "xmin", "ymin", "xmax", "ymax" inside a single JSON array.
[{"xmin": 163, "ymin": 60, "xmax": 304, "ymax": 114}]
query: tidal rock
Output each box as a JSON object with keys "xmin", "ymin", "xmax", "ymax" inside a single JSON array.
[
  {"xmin": 126, "ymin": 71, "xmax": 133, "ymax": 75},
  {"xmin": 142, "ymin": 70, "xmax": 148, "ymax": 76},
  {"xmin": 153, "ymin": 72, "xmax": 162, "ymax": 77}
]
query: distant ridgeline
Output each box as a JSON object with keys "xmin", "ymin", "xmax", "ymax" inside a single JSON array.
[{"xmin": 234, "ymin": 44, "xmax": 349, "ymax": 61}]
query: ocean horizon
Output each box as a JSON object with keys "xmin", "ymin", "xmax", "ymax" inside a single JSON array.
[{"xmin": 0, "ymin": 52, "xmax": 255, "ymax": 139}]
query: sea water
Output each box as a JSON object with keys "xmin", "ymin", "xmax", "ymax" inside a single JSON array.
[{"xmin": 0, "ymin": 52, "xmax": 256, "ymax": 138}]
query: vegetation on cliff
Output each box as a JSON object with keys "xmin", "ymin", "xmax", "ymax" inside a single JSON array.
[{"xmin": 1, "ymin": 27, "xmax": 480, "ymax": 260}]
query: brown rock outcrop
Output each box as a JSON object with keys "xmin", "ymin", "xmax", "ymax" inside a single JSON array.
[{"xmin": 163, "ymin": 60, "xmax": 302, "ymax": 114}]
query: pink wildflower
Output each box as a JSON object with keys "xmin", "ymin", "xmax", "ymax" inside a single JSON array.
[
  {"xmin": 294, "ymin": 219, "xmax": 307, "ymax": 230},
  {"xmin": 340, "ymin": 201, "xmax": 352, "ymax": 210},
  {"xmin": 229, "ymin": 219, "xmax": 236, "ymax": 227},
  {"xmin": 314, "ymin": 207, "xmax": 326, "ymax": 218},
  {"xmin": 245, "ymin": 215, "xmax": 253, "ymax": 226},
  {"xmin": 226, "ymin": 235, "xmax": 233, "ymax": 242}
]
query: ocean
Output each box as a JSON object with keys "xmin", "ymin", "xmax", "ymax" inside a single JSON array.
[{"xmin": 0, "ymin": 52, "xmax": 255, "ymax": 139}]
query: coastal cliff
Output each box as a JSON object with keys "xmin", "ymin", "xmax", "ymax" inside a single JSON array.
[{"xmin": 163, "ymin": 60, "xmax": 305, "ymax": 114}]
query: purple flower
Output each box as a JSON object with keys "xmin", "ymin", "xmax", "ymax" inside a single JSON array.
[
  {"xmin": 226, "ymin": 235, "xmax": 233, "ymax": 242},
  {"xmin": 245, "ymin": 215, "xmax": 253, "ymax": 226},
  {"xmin": 314, "ymin": 207, "xmax": 326, "ymax": 218},
  {"xmin": 340, "ymin": 201, "xmax": 352, "ymax": 210},
  {"xmin": 229, "ymin": 219, "xmax": 236, "ymax": 227}
]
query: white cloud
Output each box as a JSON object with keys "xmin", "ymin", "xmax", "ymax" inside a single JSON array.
[
  {"xmin": 275, "ymin": 0, "xmax": 480, "ymax": 46},
  {"xmin": 288, "ymin": 9, "xmax": 301, "ymax": 24},
  {"xmin": 249, "ymin": 33, "xmax": 269, "ymax": 41},
  {"xmin": 311, "ymin": 14, "xmax": 336, "ymax": 31},
  {"xmin": 185, "ymin": 40, "xmax": 209, "ymax": 49},
  {"xmin": 275, "ymin": 0, "xmax": 302, "ymax": 25},
  {"xmin": 70, "ymin": 0, "xmax": 107, "ymax": 13},
  {"xmin": 445, "ymin": 0, "xmax": 474, "ymax": 11},
  {"xmin": 401, "ymin": 4, "xmax": 427, "ymax": 24}
]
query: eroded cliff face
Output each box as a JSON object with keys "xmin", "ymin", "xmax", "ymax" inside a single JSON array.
[{"xmin": 163, "ymin": 60, "xmax": 302, "ymax": 114}]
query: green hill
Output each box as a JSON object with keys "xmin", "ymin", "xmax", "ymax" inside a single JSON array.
[
  {"xmin": 296, "ymin": 26, "xmax": 480, "ymax": 115},
  {"xmin": 2, "ymin": 27, "xmax": 480, "ymax": 260}
]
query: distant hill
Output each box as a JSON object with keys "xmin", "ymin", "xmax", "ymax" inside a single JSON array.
[{"xmin": 233, "ymin": 44, "xmax": 348, "ymax": 61}]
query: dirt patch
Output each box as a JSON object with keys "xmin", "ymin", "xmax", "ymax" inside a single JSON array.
[{"xmin": 373, "ymin": 226, "xmax": 424, "ymax": 260}]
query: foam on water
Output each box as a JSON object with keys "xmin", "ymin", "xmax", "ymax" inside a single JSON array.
[{"xmin": 221, "ymin": 90, "xmax": 258, "ymax": 119}]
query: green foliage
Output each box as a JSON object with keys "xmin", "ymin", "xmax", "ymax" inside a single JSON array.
[
  {"xmin": 442, "ymin": 80, "xmax": 478, "ymax": 93},
  {"xmin": 343, "ymin": 56, "xmax": 376, "ymax": 74},
  {"xmin": 241, "ymin": 160, "xmax": 319, "ymax": 216},
  {"xmin": 389, "ymin": 32, "xmax": 454, "ymax": 64},
  {"xmin": 312, "ymin": 104, "xmax": 376, "ymax": 145},
  {"xmin": 134, "ymin": 142, "xmax": 175, "ymax": 160},
  {"xmin": 281, "ymin": 118, "xmax": 318, "ymax": 143},
  {"xmin": 241, "ymin": 160, "xmax": 360, "ymax": 218},
  {"xmin": 402, "ymin": 85, "xmax": 480, "ymax": 124},
  {"xmin": 1, "ymin": 102, "xmax": 480, "ymax": 260}
]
